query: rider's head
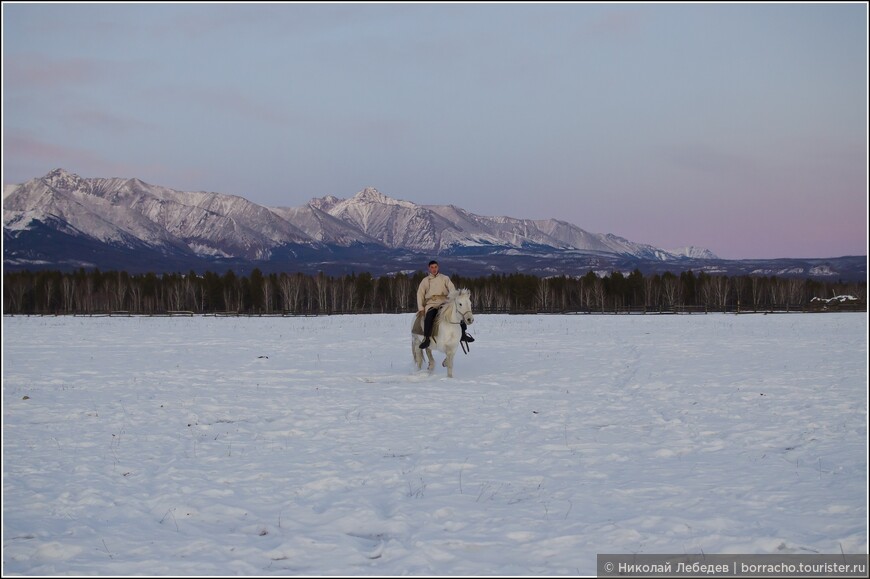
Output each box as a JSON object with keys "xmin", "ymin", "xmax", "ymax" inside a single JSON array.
[{"xmin": 428, "ymin": 260, "xmax": 439, "ymax": 275}]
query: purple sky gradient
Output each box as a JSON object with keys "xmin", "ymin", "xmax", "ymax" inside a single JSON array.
[{"xmin": 2, "ymin": 3, "xmax": 867, "ymax": 259}]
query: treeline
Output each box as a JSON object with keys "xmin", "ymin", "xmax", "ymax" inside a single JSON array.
[{"xmin": 3, "ymin": 268, "xmax": 866, "ymax": 315}]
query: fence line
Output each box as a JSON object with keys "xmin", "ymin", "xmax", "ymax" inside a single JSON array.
[{"xmin": 5, "ymin": 304, "xmax": 865, "ymax": 318}]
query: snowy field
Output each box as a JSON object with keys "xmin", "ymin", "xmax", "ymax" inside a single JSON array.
[{"xmin": 2, "ymin": 313, "xmax": 867, "ymax": 575}]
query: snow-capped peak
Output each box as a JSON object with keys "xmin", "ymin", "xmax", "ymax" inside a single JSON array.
[
  {"xmin": 42, "ymin": 168, "xmax": 91, "ymax": 193},
  {"xmin": 350, "ymin": 187, "xmax": 415, "ymax": 208},
  {"xmin": 667, "ymin": 246, "xmax": 720, "ymax": 260},
  {"xmin": 308, "ymin": 195, "xmax": 342, "ymax": 212},
  {"xmin": 44, "ymin": 168, "xmax": 77, "ymax": 180},
  {"xmin": 354, "ymin": 187, "xmax": 387, "ymax": 202}
]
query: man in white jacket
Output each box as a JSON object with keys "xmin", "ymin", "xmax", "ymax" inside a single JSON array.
[{"xmin": 416, "ymin": 260, "xmax": 474, "ymax": 349}]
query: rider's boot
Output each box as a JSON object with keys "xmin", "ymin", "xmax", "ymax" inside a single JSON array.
[
  {"xmin": 419, "ymin": 309, "xmax": 436, "ymax": 349},
  {"xmin": 460, "ymin": 321, "xmax": 475, "ymax": 343}
]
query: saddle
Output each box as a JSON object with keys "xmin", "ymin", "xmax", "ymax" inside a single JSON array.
[{"xmin": 411, "ymin": 308, "xmax": 444, "ymax": 337}]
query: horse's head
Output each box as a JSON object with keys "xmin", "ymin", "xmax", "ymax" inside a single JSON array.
[{"xmin": 449, "ymin": 288, "xmax": 474, "ymax": 325}]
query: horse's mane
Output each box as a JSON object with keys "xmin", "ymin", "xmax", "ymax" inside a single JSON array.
[{"xmin": 447, "ymin": 288, "xmax": 471, "ymax": 302}]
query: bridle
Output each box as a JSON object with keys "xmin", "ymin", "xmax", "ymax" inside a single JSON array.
[
  {"xmin": 443, "ymin": 298, "xmax": 473, "ymax": 354},
  {"xmin": 444, "ymin": 300, "xmax": 472, "ymax": 325}
]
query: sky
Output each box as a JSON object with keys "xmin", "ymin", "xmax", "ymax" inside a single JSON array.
[{"xmin": 2, "ymin": 2, "xmax": 867, "ymax": 260}]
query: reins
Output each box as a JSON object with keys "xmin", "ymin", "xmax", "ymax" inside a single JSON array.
[
  {"xmin": 460, "ymin": 336, "xmax": 471, "ymax": 355},
  {"xmin": 440, "ymin": 300, "xmax": 473, "ymax": 354}
]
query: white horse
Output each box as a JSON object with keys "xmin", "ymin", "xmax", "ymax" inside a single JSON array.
[{"xmin": 412, "ymin": 289, "xmax": 474, "ymax": 378}]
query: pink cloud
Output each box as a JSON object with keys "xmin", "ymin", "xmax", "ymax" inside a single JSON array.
[
  {"xmin": 3, "ymin": 132, "xmax": 196, "ymax": 186},
  {"xmin": 2, "ymin": 134, "xmax": 107, "ymax": 186},
  {"xmin": 579, "ymin": 6, "xmax": 650, "ymax": 38},
  {"xmin": 5, "ymin": 133, "xmax": 106, "ymax": 167},
  {"xmin": 3, "ymin": 54, "xmax": 111, "ymax": 90},
  {"xmin": 65, "ymin": 110, "xmax": 152, "ymax": 134},
  {"xmin": 189, "ymin": 88, "xmax": 291, "ymax": 125}
]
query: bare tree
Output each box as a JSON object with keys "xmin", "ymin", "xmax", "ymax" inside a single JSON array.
[
  {"xmin": 394, "ymin": 275, "xmax": 411, "ymax": 311},
  {"xmin": 644, "ymin": 275, "xmax": 661, "ymax": 309},
  {"xmin": 167, "ymin": 278, "xmax": 184, "ymax": 311},
  {"xmin": 112, "ymin": 273, "xmax": 129, "ymax": 311},
  {"xmin": 786, "ymin": 278, "xmax": 805, "ymax": 311},
  {"xmin": 261, "ymin": 275, "xmax": 275, "ymax": 313},
  {"xmin": 750, "ymin": 276, "xmax": 765, "ymax": 311},
  {"xmin": 61, "ymin": 277, "xmax": 76, "ymax": 313},
  {"xmin": 711, "ymin": 276, "xmax": 730, "ymax": 312},
  {"xmin": 592, "ymin": 277, "xmax": 606, "ymax": 312},
  {"xmin": 699, "ymin": 278, "xmax": 714, "ymax": 310},
  {"xmin": 278, "ymin": 273, "xmax": 297, "ymax": 312},
  {"xmin": 536, "ymin": 277, "xmax": 551, "ymax": 312},
  {"xmin": 480, "ymin": 282, "xmax": 498, "ymax": 311},
  {"xmin": 731, "ymin": 276, "xmax": 745, "ymax": 312},
  {"xmin": 5, "ymin": 277, "xmax": 27, "ymax": 312},
  {"xmin": 661, "ymin": 274, "xmax": 679, "ymax": 309}
]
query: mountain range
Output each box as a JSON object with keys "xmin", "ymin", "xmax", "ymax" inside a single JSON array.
[{"xmin": 3, "ymin": 169, "xmax": 865, "ymax": 281}]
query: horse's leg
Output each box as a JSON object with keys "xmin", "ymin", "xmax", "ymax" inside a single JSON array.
[
  {"xmin": 443, "ymin": 347, "xmax": 455, "ymax": 378},
  {"xmin": 412, "ymin": 336, "xmax": 422, "ymax": 370},
  {"xmin": 426, "ymin": 348, "xmax": 435, "ymax": 371}
]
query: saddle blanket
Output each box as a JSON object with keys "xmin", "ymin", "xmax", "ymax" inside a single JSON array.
[{"xmin": 411, "ymin": 309, "xmax": 443, "ymax": 337}]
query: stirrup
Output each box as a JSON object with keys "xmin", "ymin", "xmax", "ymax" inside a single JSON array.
[{"xmin": 461, "ymin": 333, "xmax": 475, "ymax": 343}]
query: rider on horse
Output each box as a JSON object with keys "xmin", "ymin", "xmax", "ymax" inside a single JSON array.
[{"xmin": 416, "ymin": 260, "xmax": 474, "ymax": 349}]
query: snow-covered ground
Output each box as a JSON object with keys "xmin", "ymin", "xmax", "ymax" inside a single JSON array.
[{"xmin": 2, "ymin": 313, "xmax": 867, "ymax": 575}]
